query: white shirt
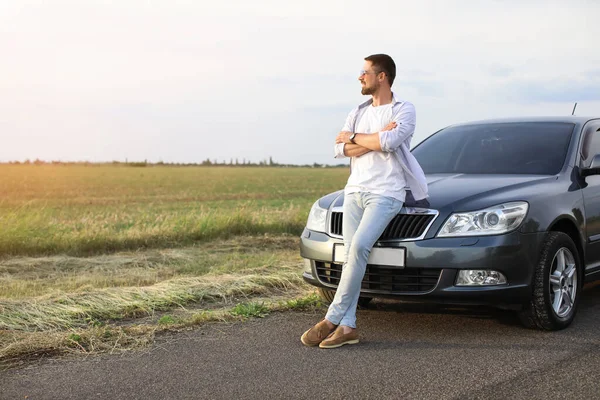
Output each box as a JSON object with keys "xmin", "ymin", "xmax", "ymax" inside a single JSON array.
[
  {"xmin": 345, "ymin": 103, "xmax": 407, "ymax": 201},
  {"xmin": 334, "ymin": 94, "xmax": 428, "ymax": 202}
]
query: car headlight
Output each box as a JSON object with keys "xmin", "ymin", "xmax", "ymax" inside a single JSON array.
[
  {"xmin": 437, "ymin": 201, "xmax": 529, "ymax": 237},
  {"xmin": 306, "ymin": 200, "xmax": 328, "ymax": 233}
]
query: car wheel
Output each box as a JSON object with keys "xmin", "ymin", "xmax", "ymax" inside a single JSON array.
[
  {"xmin": 316, "ymin": 288, "xmax": 373, "ymax": 308},
  {"xmin": 518, "ymin": 232, "xmax": 582, "ymax": 330},
  {"xmin": 317, "ymin": 288, "xmax": 336, "ymax": 303}
]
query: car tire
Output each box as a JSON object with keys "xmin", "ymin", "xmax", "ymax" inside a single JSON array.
[
  {"xmin": 317, "ymin": 287, "xmax": 336, "ymax": 303},
  {"xmin": 316, "ymin": 288, "xmax": 373, "ymax": 308},
  {"xmin": 518, "ymin": 232, "xmax": 582, "ymax": 331}
]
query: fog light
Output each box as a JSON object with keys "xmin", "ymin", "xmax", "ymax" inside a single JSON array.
[
  {"xmin": 456, "ymin": 270, "xmax": 507, "ymax": 286},
  {"xmin": 303, "ymin": 259, "xmax": 312, "ymax": 274}
]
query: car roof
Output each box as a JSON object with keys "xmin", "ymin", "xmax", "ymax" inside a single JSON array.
[{"xmin": 448, "ymin": 116, "xmax": 600, "ymax": 127}]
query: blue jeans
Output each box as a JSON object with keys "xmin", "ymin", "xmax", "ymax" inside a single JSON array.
[{"xmin": 325, "ymin": 192, "xmax": 403, "ymax": 328}]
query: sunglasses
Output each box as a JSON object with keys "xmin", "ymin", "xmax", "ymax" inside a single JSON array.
[{"xmin": 359, "ymin": 70, "xmax": 382, "ymax": 76}]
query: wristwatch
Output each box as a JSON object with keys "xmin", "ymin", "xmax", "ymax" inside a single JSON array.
[{"xmin": 349, "ymin": 133, "xmax": 357, "ymax": 144}]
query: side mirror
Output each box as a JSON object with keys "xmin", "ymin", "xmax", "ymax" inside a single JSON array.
[{"xmin": 581, "ymin": 154, "xmax": 600, "ymax": 177}]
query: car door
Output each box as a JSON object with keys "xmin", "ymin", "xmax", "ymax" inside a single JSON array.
[{"xmin": 579, "ymin": 120, "xmax": 600, "ymax": 270}]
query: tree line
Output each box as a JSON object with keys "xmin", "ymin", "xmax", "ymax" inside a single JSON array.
[{"xmin": 1, "ymin": 158, "xmax": 348, "ymax": 168}]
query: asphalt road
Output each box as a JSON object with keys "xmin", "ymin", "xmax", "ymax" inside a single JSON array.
[{"xmin": 3, "ymin": 285, "xmax": 600, "ymax": 400}]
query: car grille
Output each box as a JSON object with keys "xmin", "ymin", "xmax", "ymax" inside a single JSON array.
[
  {"xmin": 330, "ymin": 212, "xmax": 434, "ymax": 240},
  {"xmin": 315, "ymin": 262, "xmax": 442, "ymax": 294}
]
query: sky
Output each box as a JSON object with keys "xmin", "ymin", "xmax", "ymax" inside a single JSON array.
[{"xmin": 1, "ymin": 0, "xmax": 600, "ymax": 165}]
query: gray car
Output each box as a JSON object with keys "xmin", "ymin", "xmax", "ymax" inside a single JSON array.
[{"xmin": 300, "ymin": 116, "xmax": 600, "ymax": 330}]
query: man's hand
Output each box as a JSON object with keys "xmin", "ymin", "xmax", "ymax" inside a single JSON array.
[{"xmin": 335, "ymin": 131, "xmax": 353, "ymax": 144}]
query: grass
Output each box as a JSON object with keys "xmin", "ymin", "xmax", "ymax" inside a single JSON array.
[
  {"xmin": 0, "ymin": 165, "xmax": 340, "ymax": 368},
  {"xmin": 0, "ymin": 236, "xmax": 328, "ymax": 369},
  {"xmin": 0, "ymin": 293, "xmax": 327, "ymax": 370},
  {"xmin": 0, "ymin": 236, "xmax": 305, "ymax": 330},
  {"xmin": 0, "ymin": 272, "xmax": 305, "ymax": 331},
  {"xmin": 0, "ymin": 165, "xmax": 347, "ymax": 257},
  {"xmin": 230, "ymin": 302, "xmax": 270, "ymax": 318},
  {"xmin": 0, "ymin": 235, "xmax": 302, "ymax": 299}
]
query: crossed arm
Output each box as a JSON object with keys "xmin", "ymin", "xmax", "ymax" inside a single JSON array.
[
  {"xmin": 334, "ymin": 102, "xmax": 416, "ymax": 158},
  {"xmin": 335, "ymin": 121, "xmax": 397, "ymax": 157},
  {"xmin": 340, "ymin": 143, "xmax": 373, "ymax": 157}
]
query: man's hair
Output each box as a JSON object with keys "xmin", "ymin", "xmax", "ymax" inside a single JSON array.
[{"xmin": 365, "ymin": 54, "xmax": 396, "ymax": 87}]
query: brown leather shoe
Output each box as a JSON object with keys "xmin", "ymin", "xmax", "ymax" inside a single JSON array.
[
  {"xmin": 301, "ymin": 319, "xmax": 336, "ymax": 347},
  {"xmin": 318, "ymin": 327, "xmax": 359, "ymax": 349}
]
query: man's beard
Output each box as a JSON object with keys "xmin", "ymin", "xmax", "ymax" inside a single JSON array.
[{"xmin": 361, "ymin": 82, "xmax": 379, "ymax": 95}]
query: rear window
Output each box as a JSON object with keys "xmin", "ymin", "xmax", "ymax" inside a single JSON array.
[{"xmin": 412, "ymin": 122, "xmax": 575, "ymax": 175}]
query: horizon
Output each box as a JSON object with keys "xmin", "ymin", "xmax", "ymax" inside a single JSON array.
[{"xmin": 0, "ymin": 157, "xmax": 348, "ymax": 167}]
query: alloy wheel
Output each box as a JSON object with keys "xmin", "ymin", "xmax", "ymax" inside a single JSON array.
[{"xmin": 549, "ymin": 247, "xmax": 577, "ymax": 318}]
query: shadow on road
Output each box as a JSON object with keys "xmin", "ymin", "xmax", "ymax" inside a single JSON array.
[{"xmin": 357, "ymin": 281, "xmax": 600, "ymax": 329}]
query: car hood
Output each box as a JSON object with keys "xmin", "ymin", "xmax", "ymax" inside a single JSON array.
[
  {"xmin": 422, "ymin": 174, "xmax": 554, "ymax": 210},
  {"xmin": 323, "ymin": 174, "xmax": 556, "ymax": 212}
]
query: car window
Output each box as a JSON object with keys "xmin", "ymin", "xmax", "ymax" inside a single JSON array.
[
  {"xmin": 581, "ymin": 124, "xmax": 600, "ymax": 166},
  {"xmin": 413, "ymin": 122, "xmax": 575, "ymax": 175}
]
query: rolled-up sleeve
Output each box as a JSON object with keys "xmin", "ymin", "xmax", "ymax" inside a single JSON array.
[
  {"xmin": 379, "ymin": 102, "xmax": 416, "ymax": 152},
  {"xmin": 334, "ymin": 143, "xmax": 346, "ymax": 158},
  {"xmin": 333, "ymin": 108, "xmax": 357, "ymax": 159}
]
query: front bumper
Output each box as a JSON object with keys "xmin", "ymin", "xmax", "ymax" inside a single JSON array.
[{"xmin": 300, "ymin": 228, "xmax": 547, "ymax": 308}]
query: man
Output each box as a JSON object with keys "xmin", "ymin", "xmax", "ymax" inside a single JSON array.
[{"xmin": 301, "ymin": 54, "xmax": 429, "ymax": 349}]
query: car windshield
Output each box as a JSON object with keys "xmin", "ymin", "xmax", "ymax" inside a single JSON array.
[{"xmin": 412, "ymin": 122, "xmax": 575, "ymax": 175}]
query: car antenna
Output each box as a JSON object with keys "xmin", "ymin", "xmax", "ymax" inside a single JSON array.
[{"xmin": 572, "ymin": 102, "xmax": 578, "ymax": 116}]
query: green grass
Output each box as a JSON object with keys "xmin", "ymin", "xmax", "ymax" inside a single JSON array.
[
  {"xmin": 157, "ymin": 315, "xmax": 176, "ymax": 325},
  {"xmin": 281, "ymin": 293, "xmax": 325, "ymax": 310},
  {"xmin": 0, "ymin": 165, "xmax": 347, "ymax": 257},
  {"xmin": 230, "ymin": 302, "xmax": 270, "ymax": 318}
]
